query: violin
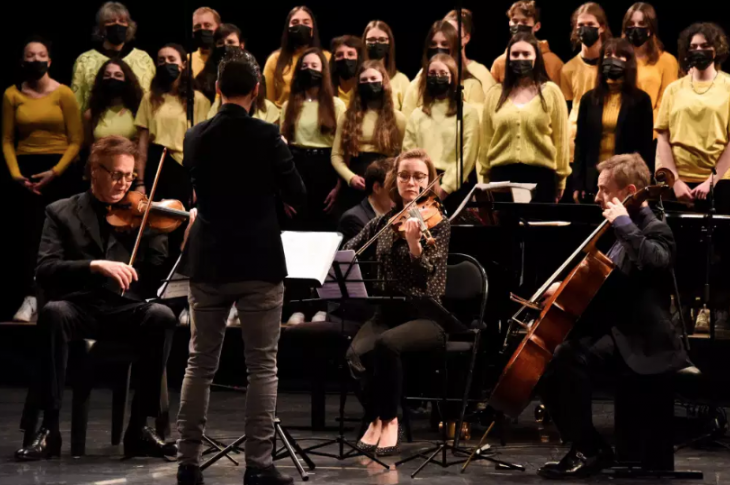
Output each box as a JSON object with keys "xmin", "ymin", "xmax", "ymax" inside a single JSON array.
[
  {"xmin": 355, "ymin": 175, "xmax": 444, "ymax": 257},
  {"xmin": 389, "ymin": 194, "xmax": 444, "ymax": 246},
  {"xmin": 106, "ymin": 190, "xmax": 189, "ymax": 233}
]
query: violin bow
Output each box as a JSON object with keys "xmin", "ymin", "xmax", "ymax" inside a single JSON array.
[
  {"xmin": 354, "ymin": 173, "xmax": 443, "ymax": 258},
  {"xmin": 122, "ymin": 148, "xmax": 167, "ymax": 296}
]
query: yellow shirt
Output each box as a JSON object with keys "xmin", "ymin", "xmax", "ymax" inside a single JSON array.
[
  {"xmin": 93, "ymin": 105, "xmax": 138, "ymax": 141},
  {"xmin": 636, "ymin": 52, "xmax": 679, "ymax": 130},
  {"xmin": 135, "ymin": 91, "xmax": 211, "ymax": 164},
  {"xmin": 192, "ymin": 49, "xmax": 209, "ymax": 78},
  {"xmin": 337, "ymin": 85, "xmax": 354, "ymax": 108},
  {"xmin": 331, "ymin": 109, "xmax": 407, "ymax": 183},
  {"xmin": 280, "ymin": 97, "xmax": 347, "ymax": 148},
  {"xmin": 466, "ymin": 61, "xmax": 497, "ymax": 98},
  {"xmin": 491, "ymin": 40, "xmax": 564, "ymax": 84},
  {"xmin": 401, "ymin": 73, "xmax": 485, "ymax": 119},
  {"xmin": 561, "ymin": 55, "xmax": 599, "ymax": 162},
  {"xmin": 207, "ymin": 96, "xmax": 281, "ymax": 124},
  {"xmin": 264, "ymin": 49, "xmax": 332, "ymax": 108},
  {"xmin": 599, "ymin": 91, "xmax": 622, "ymax": 164},
  {"xmin": 480, "ymin": 82, "xmax": 570, "ymax": 189},
  {"xmin": 2, "ymin": 85, "xmax": 83, "ymax": 178},
  {"xmin": 391, "ymin": 71, "xmax": 411, "ymax": 111},
  {"xmin": 71, "ymin": 48, "xmax": 156, "ymax": 113},
  {"xmin": 403, "ymin": 99, "xmax": 480, "ymax": 194},
  {"xmin": 655, "ymin": 74, "xmax": 730, "ymax": 182}
]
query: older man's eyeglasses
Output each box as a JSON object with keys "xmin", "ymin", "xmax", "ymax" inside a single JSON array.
[
  {"xmin": 99, "ymin": 164, "xmax": 137, "ymax": 183},
  {"xmin": 397, "ymin": 172, "xmax": 429, "ymax": 183}
]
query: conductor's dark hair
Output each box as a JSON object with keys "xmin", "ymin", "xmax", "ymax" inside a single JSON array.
[{"xmin": 218, "ymin": 49, "xmax": 260, "ymax": 98}]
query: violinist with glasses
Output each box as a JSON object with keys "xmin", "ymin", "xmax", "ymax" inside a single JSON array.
[
  {"xmin": 344, "ymin": 148, "xmax": 450, "ymax": 457},
  {"xmin": 15, "ymin": 136, "xmax": 181, "ymax": 462}
]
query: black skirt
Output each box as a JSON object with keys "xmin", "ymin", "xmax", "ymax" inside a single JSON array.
[
  {"xmin": 286, "ymin": 146, "xmax": 339, "ymax": 231},
  {"xmin": 490, "ymin": 163, "xmax": 558, "ymax": 203}
]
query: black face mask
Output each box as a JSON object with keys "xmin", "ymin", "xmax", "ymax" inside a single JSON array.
[
  {"xmin": 105, "ymin": 24, "xmax": 128, "ymax": 46},
  {"xmin": 22, "ymin": 61, "xmax": 49, "ymax": 81},
  {"xmin": 367, "ymin": 43, "xmax": 389, "ymax": 61},
  {"xmin": 299, "ymin": 68, "xmax": 323, "ymax": 88},
  {"xmin": 578, "ymin": 26, "xmax": 600, "ymax": 48},
  {"xmin": 102, "ymin": 78, "xmax": 126, "ymax": 96},
  {"xmin": 194, "ymin": 29, "xmax": 215, "ymax": 49},
  {"xmin": 335, "ymin": 59, "xmax": 358, "ymax": 80},
  {"xmin": 510, "ymin": 24, "xmax": 533, "ymax": 36},
  {"xmin": 509, "ymin": 60, "xmax": 534, "ymax": 78},
  {"xmin": 427, "ymin": 47, "xmax": 450, "ymax": 60},
  {"xmin": 602, "ymin": 58, "xmax": 626, "ymax": 81},
  {"xmin": 688, "ymin": 49, "xmax": 715, "ymax": 71},
  {"xmin": 288, "ymin": 25, "xmax": 312, "ymax": 47},
  {"xmin": 359, "ymin": 81, "xmax": 383, "ymax": 102},
  {"xmin": 426, "ymin": 76, "xmax": 451, "ymax": 97},
  {"xmin": 625, "ymin": 27, "xmax": 650, "ymax": 48},
  {"xmin": 158, "ymin": 63, "xmax": 181, "ymax": 84}
]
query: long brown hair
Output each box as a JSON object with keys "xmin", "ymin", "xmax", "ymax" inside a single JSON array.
[
  {"xmin": 570, "ymin": 3, "xmax": 612, "ymax": 49},
  {"xmin": 418, "ymin": 54, "xmax": 458, "ymax": 117},
  {"xmin": 622, "ymin": 3, "xmax": 663, "ymax": 65},
  {"xmin": 282, "ymin": 48, "xmax": 337, "ymax": 143},
  {"xmin": 341, "ymin": 61, "xmax": 401, "ymax": 163},
  {"xmin": 593, "ymin": 38, "xmax": 639, "ymax": 103},
  {"xmin": 497, "ymin": 33, "xmax": 550, "ymax": 111},
  {"xmin": 88, "ymin": 59, "xmax": 143, "ymax": 133},
  {"xmin": 330, "ymin": 35, "xmax": 365, "ymax": 93},
  {"xmin": 150, "ymin": 43, "xmax": 191, "ymax": 113},
  {"xmin": 385, "ymin": 148, "xmax": 438, "ymax": 209},
  {"xmin": 362, "ymin": 20, "xmax": 398, "ymax": 78},
  {"xmin": 274, "ymin": 6, "xmax": 322, "ymax": 90}
]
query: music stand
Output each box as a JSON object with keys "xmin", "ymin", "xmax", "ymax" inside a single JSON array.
[{"xmin": 294, "ymin": 256, "xmax": 393, "ymax": 469}]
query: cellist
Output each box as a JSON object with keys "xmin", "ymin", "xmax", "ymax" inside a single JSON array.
[{"xmin": 537, "ymin": 153, "xmax": 688, "ymax": 479}]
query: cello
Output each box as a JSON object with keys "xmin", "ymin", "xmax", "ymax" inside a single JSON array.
[{"xmin": 488, "ymin": 168, "xmax": 676, "ymax": 418}]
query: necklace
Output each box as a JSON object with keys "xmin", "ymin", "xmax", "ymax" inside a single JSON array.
[{"xmin": 690, "ymin": 72, "xmax": 718, "ymax": 95}]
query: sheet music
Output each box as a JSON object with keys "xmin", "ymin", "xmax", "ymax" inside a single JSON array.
[
  {"xmin": 317, "ymin": 250, "xmax": 369, "ymax": 299},
  {"xmin": 156, "ymin": 266, "xmax": 190, "ymax": 300},
  {"xmin": 281, "ymin": 231, "xmax": 343, "ymax": 285},
  {"xmin": 449, "ymin": 182, "xmax": 537, "ymax": 221}
]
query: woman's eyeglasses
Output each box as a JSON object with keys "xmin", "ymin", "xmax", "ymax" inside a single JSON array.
[
  {"xmin": 99, "ymin": 164, "xmax": 137, "ymax": 182},
  {"xmin": 397, "ymin": 172, "xmax": 429, "ymax": 183}
]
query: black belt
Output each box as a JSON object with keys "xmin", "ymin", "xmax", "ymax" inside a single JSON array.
[{"xmin": 290, "ymin": 146, "xmax": 332, "ymax": 157}]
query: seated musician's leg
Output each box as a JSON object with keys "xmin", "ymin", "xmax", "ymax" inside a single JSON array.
[
  {"xmin": 347, "ymin": 317, "xmax": 389, "ymax": 449},
  {"xmin": 16, "ymin": 300, "xmax": 92, "ymax": 461},
  {"xmin": 372, "ymin": 319, "xmax": 446, "ymax": 454},
  {"xmin": 122, "ymin": 302, "xmax": 176, "ymax": 457},
  {"xmin": 538, "ymin": 334, "xmax": 617, "ymax": 478}
]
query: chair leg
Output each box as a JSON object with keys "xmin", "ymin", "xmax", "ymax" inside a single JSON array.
[
  {"xmin": 454, "ymin": 332, "xmax": 480, "ymax": 450},
  {"xmin": 155, "ymin": 369, "xmax": 170, "ymax": 439},
  {"xmin": 71, "ymin": 356, "xmax": 95, "ymax": 457},
  {"xmin": 401, "ymin": 396, "xmax": 413, "ymax": 443},
  {"xmin": 111, "ymin": 364, "xmax": 132, "ymax": 446}
]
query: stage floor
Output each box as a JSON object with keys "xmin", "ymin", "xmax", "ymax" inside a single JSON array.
[{"xmin": 1, "ymin": 387, "xmax": 728, "ymax": 485}]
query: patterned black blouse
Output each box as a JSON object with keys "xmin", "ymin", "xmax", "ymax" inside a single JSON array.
[{"xmin": 343, "ymin": 209, "xmax": 450, "ymax": 302}]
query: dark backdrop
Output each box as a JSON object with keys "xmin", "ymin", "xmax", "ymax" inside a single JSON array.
[{"xmin": 1, "ymin": 0, "xmax": 729, "ymax": 319}]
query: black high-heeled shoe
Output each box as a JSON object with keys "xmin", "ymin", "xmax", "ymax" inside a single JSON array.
[
  {"xmin": 375, "ymin": 425, "xmax": 403, "ymax": 457},
  {"xmin": 15, "ymin": 427, "xmax": 62, "ymax": 461},
  {"xmin": 355, "ymin": 439, "xmax": 379, "ymax": 453}
]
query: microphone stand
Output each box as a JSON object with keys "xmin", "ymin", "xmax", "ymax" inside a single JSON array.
[
  {"xmin": 185, "ymin": 0, "xmax": 194, "ymax": 127},
  {"xmin": 455, "ymin": 0, "xmax": 465, "ymax": 209},
  {"xmin": 705, "ymin": 168, "xmax": 717, "ymax": 340}
]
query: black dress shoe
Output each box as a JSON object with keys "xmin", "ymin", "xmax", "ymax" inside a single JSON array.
[
  {"xmin": 538, "ymin": 445, "xmax": 615, "ymax": 479},
  {"xmin": 14, "ymin": 428, "xmax": 62, "ymax": 461},
  {"xmin": 123, "ymin": 426, "xmax": 177, "ymax": 459},
  {"xmin": 243, "ymin": 464, "xmax": 294, "ymax": 485},
  {"xmin": 178, "ymin": 464, "xmax": 204, "ymax": 485},
  {"xmin": 375, "ymin": 426, "xmax": 403, "ymax": 457},
  {"xmin": 355, "ymin": 439, "xmax": 378, "ymax": 453}
]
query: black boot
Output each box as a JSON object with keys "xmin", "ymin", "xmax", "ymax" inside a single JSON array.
[
  {"xmin": 123, "ymin": 425, "xmax": 177, "ymax": 459},
  {"xmin": 177, "ymin": 464, "xmax": 204, "ymax": 485},
  {"xmin": 243, "ymin": 465, "xmax": 294, "ymax": 485},
  {"xmin": 14, "ymin": 428, "xmax": 62, "ymax": 461}
]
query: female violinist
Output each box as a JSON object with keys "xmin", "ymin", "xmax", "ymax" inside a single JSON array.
[{"xmin": 344, "ymin": 148, "xmax": 450, "ymax": 457}]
